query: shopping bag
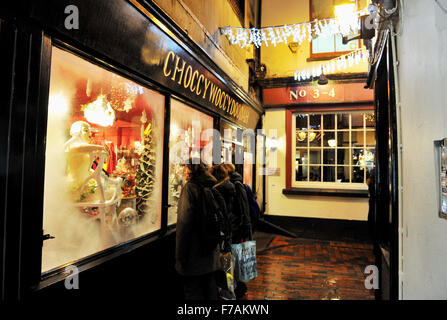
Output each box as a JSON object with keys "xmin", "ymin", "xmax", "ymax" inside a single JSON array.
[
  {"xmin": 231, "ymin": 240, "xmax": 257, "ymax": 283},
  {"xmin": 216, "ymin": 252, "xmax": 236, "ymax": 300}
]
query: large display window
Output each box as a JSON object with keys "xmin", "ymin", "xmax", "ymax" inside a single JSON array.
[
  {"xmin": 42, "ymin": 47, "xmax": 165, "ymax": 273},
  {"xmin": 167, "ymin": 99, "xmax": 214, "ymax": 226}
]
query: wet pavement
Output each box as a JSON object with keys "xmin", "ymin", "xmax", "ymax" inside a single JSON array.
[{"xmin": 246, "ymin": 233, "xmax": 376, "ymax": 300}]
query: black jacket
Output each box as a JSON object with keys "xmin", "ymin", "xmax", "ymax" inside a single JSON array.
[
  {"xmin": 229, "ymin": 172, "xmax": 252, "ymax": 242},
  {"xmin": 175, "ymin": 173, "xmax": 221, "ymax": 276}
]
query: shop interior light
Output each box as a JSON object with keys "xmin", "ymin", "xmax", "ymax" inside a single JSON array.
[
  {"xmin": 328, "ymin": 139, "xmax": 337, "ymax": 148},
  {"xmin": 83, "ymin": 94, "xmax": 115, "ymax": 127}
]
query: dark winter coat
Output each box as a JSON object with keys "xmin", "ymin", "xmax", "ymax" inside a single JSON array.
[
  {"xmin": 175, "ymin": 173, "xmax": 221, "ymax": 276},
  {"xmin": 229, "ymin": 172, "xmax": 252, "ymax": 242}
]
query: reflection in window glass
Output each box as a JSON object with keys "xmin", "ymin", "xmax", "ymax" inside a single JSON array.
[
  {"xmin": 42, "ymin": 47, "xmax": 165, "ymax": 272},
  {"xmin": 352, "ymin": 113, "xmax": 364, "ymax": 129},
  {"xmin": 352, "ymin": 131, "xmax": 364, "ymax": 147},
  {"xmin": 352, "ymin": 166, "xmax": 364, "ymax": 183},
  {"xmin": 168, "ymin": 100, "xmax": 214, "ymax": 226},
  {"xmin": 337, "ymin": 149, "xmax": 350, "ymax": 165},
  {"xmin": 323, "ymin": 149, "xmax": 335, "ymax": 164},
  {"xmin": 323, "ymin": 114, "xmax": 335, "ymax": 130},
  {"xmin": 337, "ymin": 166, "xmax": 350, "ymax": 183},
  {"xmin": 323, "ymin": 131, "xmax": 336, "ymax": 147},
  {"xmin": 323, "ymin": 166, "xmax": 336, "ymax": 182},
  {"xmin": 309, "ymin": 166, "xmax": 322, "ymax": 181},
  {"xmin": 296, "ymin": 114, "xmax": 308, "ymax": 130},
  {"xmin": 309, "ymin": 149, "xmax": 321, "ymax": 165},
  {"xmin": 309, "ymin": 114, "xmax": 321, "ymax": 130},
  {"xmin": 365, "ymin": 131, "xmax": 375, "ymax": 147},
  {"xmin": 365, "ymin": 112, "xmax": 375, "ymax": 128},
  {"xmin": 337, "ymin": 114, "xmax": 350, "ymax": 129},
  {"xmin": 337, "ymin": 131, "xmax": 350, "ymax": 147},
  {"xmin": 309, "ymin": 131, "xmax": 322, "ymax": 147},
  {"xmin": 295, "ymin": 165, "xmax": 308, "ymax": 181},
  {"xmin": 296, "ymin": 149, "xmax": 309, "ymax": 165}
]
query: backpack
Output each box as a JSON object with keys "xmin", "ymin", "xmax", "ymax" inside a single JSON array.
[
  {"xmin": 232, "ymin": 180, "xmax": 252, "ymax": 241},
  {"xmin": 200, "ymin": 186, "xmax": 228, "ymax": 252},
  {"xmin": 244, "ymin": 184, "xmax": 261, "ymax": 228}
]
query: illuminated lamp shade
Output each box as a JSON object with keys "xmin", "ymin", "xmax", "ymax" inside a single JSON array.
[
  {"xmin": 83, "ymin": 94, "xmax": 115, "ymax": 127},
  {"xmin": 308, "ymin": 130, "xmax": 317, "ymax": 142},
  {"xmin": 297, "ymin": 130, "xmax": 307, "ymax": 142},
  {"xmin": 328, "ymin": 139, "xmax": 337, "ymax": 148}
]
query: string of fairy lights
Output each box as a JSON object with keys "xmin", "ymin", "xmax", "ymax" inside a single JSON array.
[
  {"xmin": 219, "ymin": 5, "xmax": 370, "ymax": 82},
  {"xmin": 219, "ymin": 9, "xmax": 367, "ymax": 49},
  {"xmin": 294, "ymin": 47, "xmax": 368, "ymax": 82}
]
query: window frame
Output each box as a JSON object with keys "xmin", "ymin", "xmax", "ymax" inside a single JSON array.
[
  {"xmin": 309, "ymin": 0, "xmax": 362, "ymax": 60},
  {"xmin": 285, "ymin": 105, "xmax": 374, "ymax": 191}
]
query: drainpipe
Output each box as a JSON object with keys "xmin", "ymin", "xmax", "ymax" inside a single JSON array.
[{"xmin": 389, "ymin": 21, "xmax": 404, "ymax": 300}]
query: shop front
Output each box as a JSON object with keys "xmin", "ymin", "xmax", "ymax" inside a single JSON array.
[
  {"xmin": 0, "ymin": 0, "xmax": 262, "ymax": 299},
  {"xmin": 262, "ymin": 79, "xmax": 374, "ymax": 222}
]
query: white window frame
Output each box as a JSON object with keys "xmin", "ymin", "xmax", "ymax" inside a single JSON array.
[{"xmin": 291, "ymin": 111, "xmax": 375, "ymax": 190}]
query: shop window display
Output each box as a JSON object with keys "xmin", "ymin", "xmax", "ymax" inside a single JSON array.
[
  {"xmin": 167, "ymin": 99, "xmax": 214, "ymax": 226},
  {"xmin": 42, "ymin": 47, "xmax": 165, "ymax": 272}
]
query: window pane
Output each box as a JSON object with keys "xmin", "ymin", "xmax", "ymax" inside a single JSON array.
[
  {"xmin": 296, "ymin": 130, "xmax": 308, "ymax": 147},
  {"xmin": 323, "ymin": 114, "xmax": 335, "ymax": 130},
  {"xmin": 169, "ymin": 100, "xmax": 214, "ymax": 226},
  {"xmin": 337, "ymin": 166, "xmax": 350, "ymax": 183},
  {"xmin": 309, "ymin": 166, "xmax": 322, "ymax": 181},
  {"xmin": 352, "ymin": 131, "xmax": 364, "ymax": 147},
  {"xmin": 323, "ymin": 131, "xmax": 336, "ymax": 147},
  {"xmin": 337, "ymin": 131, "xmax": 350, "ymax": 147},
  {"xmin": 296, "ymin": 148, "xmax": 309, "ymax": 165},
  {"xmin": 309, "ymin": 131, "xmax": 322, "ymax": 147},
  {"xmin": 365, "ymin": 112, "xmax": 375, "ymax": 128},
  {"xmin": 337, "ymin": 114, "xmax": 350, "ymax": 129},
  {"xmin": 335, "ymin": 34, "xmax": 359, "ymax": 52},
  {"xmin": 323, "ymin": 149, "xmax": 335, "ymax": 164},
  {"xmin": 295, "ymin": 165, "xmax": 308, "ymax": 182},
  {"xmin": 309, "ymin": 149, "xmax": 321, "ymax": 164},
  {"xmin": 309, "ymin": 114, "xmax": 321, "ymax": 130},
  {"xmin": 312, "ymin": 35, "xmax": 335, "ymax": 54},
  {"xmin": 337, "ymin": 149, "xmax": 350, "ymax": 165},
  {"xmin": 323, "ymin": 166, "xmax": 336, "ymax": 182},
  {"xmin": 352, "ymin": 113, "xmax": 364, "ymax": 129},
  {"xmin": 352, "ymin": 166, "xmax": 365, "ymax": 183},
  {"xmin": 296, "ymin": 114, "xmax": 308, "ymax": 130},
  {"xmin": 42, "ymin": 47, "xmax": 165, "ymax": 272},
  {"xmin": 365, "ymin": 131, "xmax": 375, "ymax": 147}
]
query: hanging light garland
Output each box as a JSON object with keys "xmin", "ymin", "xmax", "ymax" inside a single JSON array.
[
  {"xmin": 293, "ymin": 47, "xmax": 368, "ymax": 82},
  {"xmin": 219, "ymin": 9, "xmax": 366, "ymax": 49}
]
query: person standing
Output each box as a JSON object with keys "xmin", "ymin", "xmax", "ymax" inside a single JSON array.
[
  {"xmin": 175, "ymin": 158, "xmax": 220, "ymax": 300},
  {"xmin": 222, "ymin": 163, "xmax": 252, "ymax": 299}
]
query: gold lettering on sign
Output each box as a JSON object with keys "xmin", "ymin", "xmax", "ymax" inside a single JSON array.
[{"xmin": 161, "ymin": 51, "xmax": 250, "ymax": 124}]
